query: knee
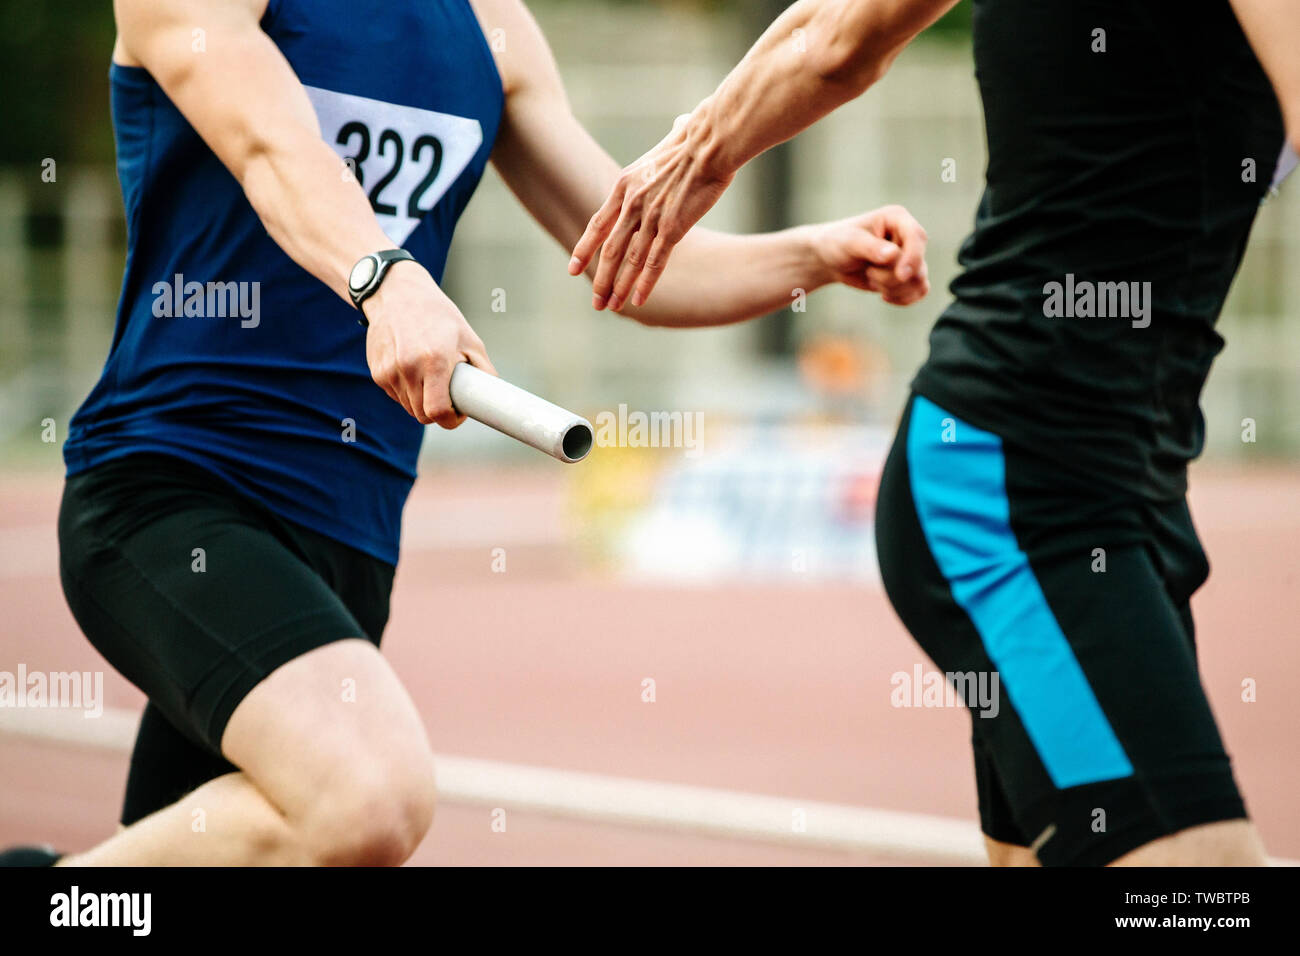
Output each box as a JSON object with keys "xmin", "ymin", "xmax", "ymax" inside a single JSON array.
[
  {"xmin": 1109, "ymin": 820, "xmax": 1266, "ymax": 867},
  {"xmin": 302, "ymin": 753, "xmax": 437, "ymax": 866},
  {"xmin": 984, "ymin": 836, "xmax": 1039, "ymax": 867}
]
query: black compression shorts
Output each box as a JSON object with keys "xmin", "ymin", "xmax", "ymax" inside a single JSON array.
[
  {"xmin": 874, "ymin": 393, "xmax": 1248, "ymax": 866},
  {"xmin": 58, "ymin": 452, "xmax": 395, "ymax": 759}
]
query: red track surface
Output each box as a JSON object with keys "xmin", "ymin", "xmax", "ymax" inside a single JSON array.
[{"xmin": 1, "ymin": 464, "xmax": 1296, "ymax": 865}]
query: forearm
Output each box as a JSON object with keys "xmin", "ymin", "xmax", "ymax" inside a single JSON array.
[
  {"xmin": 619, "ymin": 226, "xmax": 829, "ymax": 328},
  {"xmin": 239, "ymin": 131, "xmax": 395, "ymax": 303},
  {"xmin": 689, "ymin": 0, "xmax": 957, "ymax": 179}
]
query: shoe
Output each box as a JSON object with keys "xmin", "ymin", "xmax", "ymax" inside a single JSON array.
[{"xmin": 0, "ymin": 845, "xmax": 62, "ymax": 866}]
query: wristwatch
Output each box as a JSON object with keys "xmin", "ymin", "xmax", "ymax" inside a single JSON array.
[{"xmin": 347, "ymin": 248, "xmax": 416, "ymax": 326}]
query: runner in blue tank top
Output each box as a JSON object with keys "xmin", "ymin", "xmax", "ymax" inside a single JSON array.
[{"xmin": 5, "ymin": 0, "xmax": 931, "ymax": 866}]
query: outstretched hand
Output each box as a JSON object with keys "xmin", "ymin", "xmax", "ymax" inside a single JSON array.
[{"xmin": 568, "ymin": 114, "xmax": 734, "ymax": 312}]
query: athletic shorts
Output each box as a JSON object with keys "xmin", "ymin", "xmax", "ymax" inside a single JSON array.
[
  {"xmin": 874, "ymin": 393, "xmax": 1248, "ymax": 866},
  {"xmin": 58, "ymin": 452, "xmax": 396, "ymax": 757}
]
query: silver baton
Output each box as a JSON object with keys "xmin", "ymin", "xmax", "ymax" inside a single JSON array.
[{"xmin": 447, "ymin": 363, "xmax": 594, "ymax": 463}]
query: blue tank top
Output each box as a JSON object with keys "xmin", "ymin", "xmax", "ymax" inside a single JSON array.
[{"xmin": 64, "ymin": 0, "xmax": 504, "ymax": 565}]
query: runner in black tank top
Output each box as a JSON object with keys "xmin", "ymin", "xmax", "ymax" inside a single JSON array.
[
  {"xmin": 573, "ymin": 0, "xmax": 1298, "ymax": 865},
  {"xmin": 913, "ymin": 1, "xmax": 1284, "ymax": 504}
]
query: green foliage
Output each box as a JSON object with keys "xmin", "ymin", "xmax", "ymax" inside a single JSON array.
[
  {"xmin": 923, "ymin": 2, "xmax": 973, "ymax": 41},
  {"xmin": 1, "ymin": 0, "xmax": 117, "ymax": 163}
]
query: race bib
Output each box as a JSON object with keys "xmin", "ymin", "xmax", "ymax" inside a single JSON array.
[{"xmin": 305, "ymin": 85, "xmax": 484, "ymax": 245}]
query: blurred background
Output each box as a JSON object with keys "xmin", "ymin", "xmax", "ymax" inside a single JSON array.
[{"xmin": 1, "ymin": 1, "xmax": 1297, "ymax": 865}]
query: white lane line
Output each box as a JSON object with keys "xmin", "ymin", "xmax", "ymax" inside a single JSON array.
[
  {"xmin": 435, "ymin": 754, "xmax": 988, "ymax": 862},
  {"xmin": 0, "ymin": 703, "xmax": 139, "ymax": 750},
  {"xmin": 0, "ymin": 705, "xmax": 983, "ymax": 862},
  {"xmin": 3, "ymin": 706, "xmax": 1294, "ymax": 866}
]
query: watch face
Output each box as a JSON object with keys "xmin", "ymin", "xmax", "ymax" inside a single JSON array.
[{"xmin": 349, "ymin": 256, "xmax": 378, "ymax": 294}]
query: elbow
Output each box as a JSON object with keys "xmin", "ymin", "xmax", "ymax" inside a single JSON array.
[
  {"xmin": 619, "ymin": 305, "xmax": 708, "ymax": 329},
  {"xmin": 810, "ymin": 10, "xmax": 891, "ymax": 93},
  {"xmin": 814, "ymin": 45, "xmax": 887, "ymax": 94},
  {"xmin": 232, "ymin": 132, "xmax": 277, "ymax": 191},
  {"xmin": 235, "ymin": 123, "xmax": 322, "ymax": 191},
  {"xmin": 623, "ymin": 308, "xmax": 673, "ymax": 329}
]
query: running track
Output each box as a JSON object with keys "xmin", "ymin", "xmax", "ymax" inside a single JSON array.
[{"xmin": 1, "ymin": 464, "xmax": 1296, "ymax": 864}]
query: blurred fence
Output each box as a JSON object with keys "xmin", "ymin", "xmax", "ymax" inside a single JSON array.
[{"xmin": 2, "ymin": 2, "xmax": 1298, "ymax": 464}]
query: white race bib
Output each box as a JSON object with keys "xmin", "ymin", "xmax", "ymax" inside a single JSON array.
[{"xmin": 305, "ymin": 85, "xmax": 484, "ymax": 245}]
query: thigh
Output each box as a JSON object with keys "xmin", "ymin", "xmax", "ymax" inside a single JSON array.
[
  {"xmin": 880, "ymin": 394, "xmax": 1247, "ymax": 865},
  {"xmin": 877, "ymin": 398, "xmax": 1038, "ymax": 845},
  {"xmin": 219, "ymin": 637, "xmax": 434, "ymax": 827},
  {"xmin": 106, "ymin": 467, "xmax": 398, "ymax": 824},
  {"xmin": 59, "ymin": 454, "xmax": 375, "ymax": 754},
  {"xmin": 1002, "ymin": 539, "xmax": 1246, "ymax": 865}
]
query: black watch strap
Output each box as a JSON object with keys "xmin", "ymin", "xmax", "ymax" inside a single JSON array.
[{"xmin": 347, "ymin": 248, "xmax": 416, "ymax": 326}]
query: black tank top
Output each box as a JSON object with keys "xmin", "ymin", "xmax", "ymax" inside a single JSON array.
[{"xmin": 911, "ymin": 0, "xmax": 1286, "ymax": 501}]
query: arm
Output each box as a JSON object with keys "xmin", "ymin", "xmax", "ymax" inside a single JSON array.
[
  {"xmin": 478, "ymin": 0, "xmax": 929, "ymax": 326},
  {"xmin": 114, "ymin": 0, "xmax": 494, "ymax": 426},
  {"xmin": 1229, "ymin": 0, "xmax": 1300, "ymax": 151},
  {"xmin": 568, "ymin": 0, "xmax": 958, "ymax": 309}
]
